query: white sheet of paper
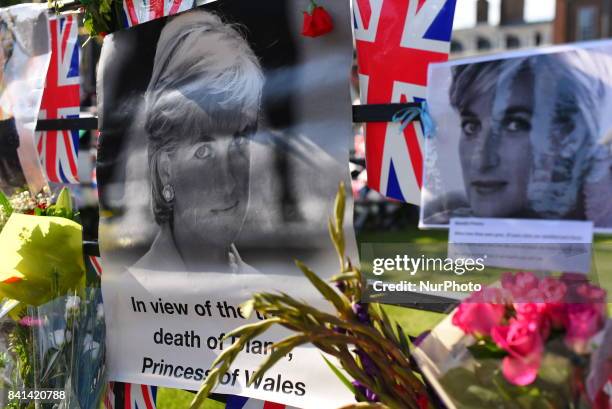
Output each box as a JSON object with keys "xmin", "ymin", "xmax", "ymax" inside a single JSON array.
[{"xmin": 449, "ymin": 218, "xmax": 594, "ymax": 273}]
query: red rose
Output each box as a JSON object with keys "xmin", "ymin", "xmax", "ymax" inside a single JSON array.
[
  {"xmin": 452, "ymin": 288, "xmax": 507, "ymax": 337},
  {"xmin": 302, "ymin": 2, "xmax": 333, "ymax": 38},
  {"xmin": 565, "ymin": 303, "xmax": 605, "ymax": 354},
  {"xmin": 492, "ymin": 318, "xmax": 544, "ymax": 386},
  {"xmin": 514, "ymin": 302, "xmax": 550, "ymax": 338},
  {"xmin": 539, "ymin": 277, "xmax": 567, "ymax": 328}
]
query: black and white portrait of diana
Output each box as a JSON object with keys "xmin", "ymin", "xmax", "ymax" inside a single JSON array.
[
  {"xmin": 421, "ymin": 41, "xmax": 612, "ymax": 233},
  {"xmin": 136, "ymin": 11, "xmax": 263, "ymax": 272},
  {"xmin": 97, "ymin": 0, "xmax": 355, "ymax": 274}
]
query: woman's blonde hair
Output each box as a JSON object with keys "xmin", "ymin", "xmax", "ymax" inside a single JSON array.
[{"xmin": 144, "ymin": 10, "xmax": 264, "ymax": 224}]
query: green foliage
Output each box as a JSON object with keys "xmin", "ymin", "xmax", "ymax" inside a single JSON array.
[
  {"xmin": 0, "ymin": 191, "xmax": 13, "ymax": 214},
  {"xmin": 467, "ymin": 339, "xmax": 507, "ymax": 360},
  {"xmin": 44, "ymin": 187, "xmax": 74, "ymax": 220},
  {"xmin": 49, "ymin": 0, "xmax": 125, "ymax": 37}
]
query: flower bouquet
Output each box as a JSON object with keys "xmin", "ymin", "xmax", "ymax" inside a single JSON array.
[
  {"xmin": 192, "ymin": 184, "xmax": 434, "ymax": 409},
  {"xmin": 413, "ymin": 272, "xmax": 610, "ymax": 409},
  {"xmin": 0, "ymin": 187, "xmax": 106, "ymax": 409}
]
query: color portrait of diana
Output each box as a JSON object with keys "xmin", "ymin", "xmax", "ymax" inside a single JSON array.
[{"xmin": 134, "ymin": 11, "xmax": 264, "ymax": 273}]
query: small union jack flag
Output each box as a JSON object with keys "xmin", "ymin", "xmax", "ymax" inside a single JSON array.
[
  {"xmin": 36, "ymin": 15, "xmax": 80, "ymax": 184},
  {"xmin": 104, "ymin": 383, "xmax": 158, "ymax": 409},
  {"xmin": 121, "ymin": 0, "xmax": 195, "ymax": 27},
  {"xmin": 354, "ymin": 0, "xmax": 457, "ymax": 203},
  {"xmin": 88, "ymin": 255, "xmax": 103, "ymax": 277}
]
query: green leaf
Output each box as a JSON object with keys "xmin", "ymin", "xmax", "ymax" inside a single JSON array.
[
  {"xmin": 54, "ymin": 187, "xmax": 73, "ymax": 214},
  {"xmin": 321, "ymin": 354, "xmax": 356, "ymax": 395},
  {"xmin": 295, "ymin": 260, "xmax": 349, "ymax": 314},
  {"xmin": 191, "ymin": 368, "xmax": 221, "ymax": 409},
  {"xmin": 468, "ymin": 340, "xmax": 507, "ymax": 360},
  {"xmin": 395, "ymin": 322, "xmax": 411, "ymax": 355},
  {"xmin": 0, "ymin": 191, "xmax": 12, "ymax": 214},
  {"xmin": 334, "ymin": 182, "xmax": 346, "ymax": 233},
  {"xmin": 222, "ymin": 318, "xmax": 281, "ymax": 344}
]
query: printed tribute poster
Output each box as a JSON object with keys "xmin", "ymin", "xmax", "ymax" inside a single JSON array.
[
  {"xmin": 97, "ymin": 1, "xmax": 357, "ymax": 407},
  {"xmin": 0, "ymin": 4, "xmax": 49, "ymax": 195},
  {"xmin": 421, "ymin": 41, "xmax": 612, "ymax": 234}
]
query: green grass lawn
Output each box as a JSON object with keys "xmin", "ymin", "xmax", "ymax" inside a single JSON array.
[{"xmin": 156, "ymin": 389, "xmax": 232, "ymax": 409}]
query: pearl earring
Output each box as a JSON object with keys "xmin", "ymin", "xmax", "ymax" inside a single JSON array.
[{"xmin": 162, "ymin": 184, "xmax": 175, "ymax": 203}]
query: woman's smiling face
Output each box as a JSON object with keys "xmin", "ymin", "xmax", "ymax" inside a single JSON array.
[
  {"xmin": 458, "ymin": 67, "xmax": 534, "ymax": 218},
  {"xmin": 170, "ymin": 127, "xmax": 251, "ymax": 249}
]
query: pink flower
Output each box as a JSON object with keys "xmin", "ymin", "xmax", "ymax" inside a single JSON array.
[
  {"xmin": 19, "ymin": 316, "xmax": 42, "ymax": 327},
  {"xmin": 502, "ymin": 272, "xmax": 541, "ymax": 302},
  {"xmin": 514, "ymin": 302, "xmax": 550, "ymax": 338},
  {"xmin": 539, "ymin": 277, "xmax": 567, "ymax": 303},
  {"xmin": 539, "ymin": 277, "xmax": 567, "ymax": 328},
  {"xmin": 492, "ymin": 318, "xmax": 544, "ymax": 386},
  {"xmin": 565, "ymin": 303, "xmax": 605, "ymax": 354},
  {"xmin": 576, "ymin": 283, "xmax": 606, "ymax": 304},
  {"xmin": 561, "ymin": 273, "xmax": 589, "ymax": 302},
  {"xmin": 452, "ymin": 288, "xmax": 506, "ymax": 337}
]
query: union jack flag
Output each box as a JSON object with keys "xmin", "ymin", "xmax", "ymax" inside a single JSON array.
[
  {"xmin": 121, "ymin": 0, "xmax": 195, "ymax": 27},
  {"xmin": 36, "ymin": 15, "xmax": 80, "ymax": 184},
  {"xmin": 354, "ymin": 0, "xmax": 457, "ymax": 203}
]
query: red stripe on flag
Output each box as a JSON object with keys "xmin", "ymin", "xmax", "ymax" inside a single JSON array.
[
  {"xmin": 90, "ymin": 255, "xmax": 103, "ymax": 275},
  {"xmin": 140, "ymin": 385, "xmax": 155, "ymax": 409},
  {"xmin": 124, "ymin": 383, "xmax": 131, "ymax": 409},
  {"xmin": 416, "ymin": 0, "xmax": 427, "ymax": 13},
  {"xmin": 364, "ymin": 122, "xmax": 386, "ymax": 192},
  {"xmin": 262, "ymin": 402, "xmax": 286, "ymax": 409},
  {"xmin": 124, "ymin": 0, "xmax": 140, "ymax": 26},
  {"xmin": 61, "ymin": 130, "xmax": 78, "ymax": 178},
  {"xmin": 168, "ymin": 0, "xmax": 182, "ymax": 15},
  {"xmin": 46, "ymin": 132, "xmax": 60, "ymax": 182},
  {"xmin": 149, "ymin": 0, "xmax": 164, "ymax": 20},
  {"xmin": 356, "ymin": 0, "xmax": 372, "ymax": 30}
]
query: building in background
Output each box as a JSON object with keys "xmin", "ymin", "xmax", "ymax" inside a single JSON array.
[
  {"xmin": 554, "ymin": 0, "xmax": 612, "ymax": 43},
  {"xmin": 451, "ymin": 0, "xmax": 553, "ymax": 57}
]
